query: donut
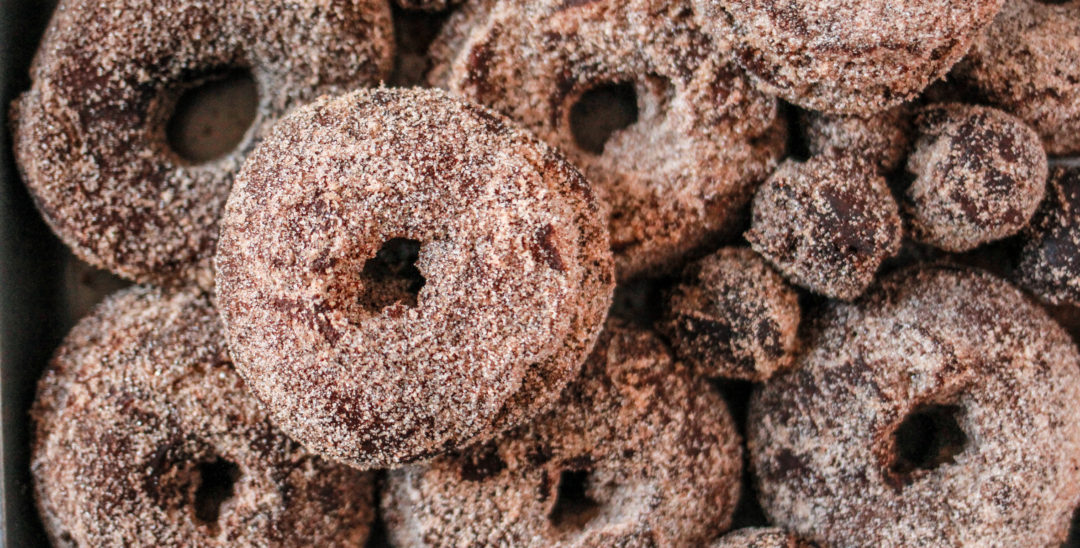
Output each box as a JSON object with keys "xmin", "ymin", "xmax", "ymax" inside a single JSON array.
[
  {"xmin": 801, "ymin": 105, "xmax": 914, "ymax": 174},
  {"xmin": 712, "ymin": 527, "xmax": 815, "ymax": 548},
  {"xmin": 382, "ymin": 321, "xmax": 743, "ymax": 547},
  {"xmin": 660, "ymin": 247, "xmax": 800, "ymax": 382},
  {"xmin": 428, "ymin": 0, "xmax": 787, "ymax": 280},
  {"xmin": 748, "ymin": 266, "xmax": 1080, "ymax": 546},
  {"xmin": 954, "ymin": 0, "xmax": 1080, "ymax": 155},
  {"xmin": 214, "ymin": 87, "xmax": 614, "ymax": 470},
  {"xmin": 694, "ymin": 0, "xmax": 1003, "ymax": 115},
  {"xmin": 10, "ymin": 0, "xmax": 393, "ymax": 287},
  {"xmin": 1017, "ymin": 166, "xmax": 1080, "ymax": 306},
  {"xmin": 904, "ymin": 103, "xmax": 1047, "ymax": 253},
  {"xmin": 31, "ymin": 285, "xmax": 375, "ymax": 547},
  {"xmin": 745, "ymin": 152, "xmax": 902, "ymax": 300}
]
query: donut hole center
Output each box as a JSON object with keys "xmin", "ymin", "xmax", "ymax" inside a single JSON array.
[
  {"xmin": 192, "ymin": 457, "xmax": 241, "ymax": 527},
  {"xmin": 357, "ymin": 238, "xmax": 426, "ymax": 313},
  {"xmin": 549, "ymin": 469, "xmax": 603, "ymax": 529},
  {"xmin": 166, "ymin": 69, "xmax": 258, "ymax": 164},
  {"xmin": 889, "ymin": 404, "xmax": 967, "ymax": 484},
  {"xmin": 570, "ymin": 82, "xmax": 639, "ymax": 155}
]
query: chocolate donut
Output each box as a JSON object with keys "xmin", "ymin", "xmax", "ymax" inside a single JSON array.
[
  {"xmin": 661, "ymin": 247, "xmax": 800, "ymax": 382},
  {"xmin": 382, "ymin": 321, "xmax": 743, "ymax": 547},
  {"xmin": 10, "ymin": 0, "xmax": 393, "ymax": 286},
  {"xmin": 749, "ymin": 266, "xmax": 1080, "ymax": 546},
  {"xmin": 694, "ymin": 0, "xmax": 1003, "ymax": 115},
  {"xmin": 1017, "ymin": 166, "xmax": 1080, "ymax": 306},
  {"xmin": 712, "ymin": 528, "xmax": 815, "ymax": 548},
  {"xmin": 429, "ymin": 0, "xmax": 786, "ymax": 280},
  {"xmin": 215, "ymin": 88, "xmax": 614, "ymax": 470},
  {"xmin": 746, "ymin": 152, "xmax": 902, "ymax": 300},
  {"xmin": 801, "ymin": 105, "xmax": 914, "ymax": 174},
  {"xmin": 955, "ymin": 0, "xmax": 1080, "ymax": 155},
  {"xmin": 31, "ymin": 285, "xmax": 375, "ymax": 547},
  {"xmin": 904, "ymin": 103, "xmax": 1047, "ymax": 253}
]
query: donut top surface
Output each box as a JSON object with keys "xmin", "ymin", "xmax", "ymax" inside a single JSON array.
[
  {"xmin": 383, "ymin": 321, "xmax": 743, "ymax": 547},
  {"xmin": 31, "ymin": 286, "xmax": 375, "ymax": 547},
  {"xmin": 215, "ymin": 87, "xmax": 614, "ymax": 469}
]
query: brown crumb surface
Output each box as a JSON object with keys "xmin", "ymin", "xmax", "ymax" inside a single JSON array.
[
  {"xmin": 10, "ymin": 0, "xmax": 394, "ymax": 287},
  {"xmin": 31, "ymin": 285, "xmax": 375, "ymax": 547},
  {"xmin": 711, "ymin": 527, "xmax": 815, "ymax": 548},
  {"xmin": 382, "ymin": 320, "xmax": 743, "ymax": 547},
  {"xmin": 749, "ymin": 266, "xmax": 1080, "ymax": 547},
  {"xmin": 802, "ymin": 104, "xmax": 914, "ymax": 173}
]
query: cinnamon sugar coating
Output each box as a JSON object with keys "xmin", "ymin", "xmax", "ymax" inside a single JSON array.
[
  {"xmin": 661, "ymin": 247, "xmax": 800, "ymax": 382},
  {"xmin": 382, "ymin": 321, "xmax": 743, "ymax": 547},
  {"xmin": 802, "ymin": 105, "xmax": 914, "ymax": 173},
  {"xmin": 10, "ymin": 0, "xmax": 393, "ymax": 287},
  {"xmin": 749, "ymin": 266, "xmax": 1080, "ymax": 547},
  {"xmin": 695, "ymin": 0, "xmax": 1003, "ymax": 115},
  {"xmin": 711, "ymin": 527, "xmax": 815, "ymax": 548},
  {"xmin": 1017, "ymin": 166, "xmax": 1080, "ymax": 306},
  {"xmin": 429, "ymin": 0, "xmax": 786, "ymax": 280},
  {"xmin": 215, "ymin": 88, "xmax": 614, "ymax": 470},
  {"xmin": 904, "ymin": 103, "xmax": 1048, "ymax": 253},
  {"xmin": 31, "ymin": 286, "xmax": 375, "ymax": 547},
  {"xmin": 955, "ymin": 0, "xmax": 1080, "ymax": 155},
  {"xmin": 746, "ymin": 153, "xmax": 902, "ymax": 300}
]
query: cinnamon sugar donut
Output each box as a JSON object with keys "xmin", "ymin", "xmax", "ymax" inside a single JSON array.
[
  {"xmin": 801, "ymin": 105, "xmax": 914, "ymax": 173},
  {"xmin": 382, "ymin": 321, "xmax": 743, "ymax": 547},
  {"xmin": 712, "ymin": 528, "xmax": 815, "ymax": 548},
  {"xmin": 215, "ymin": 88, "xmax": 614, "ymax": 470},
  {"xmin": 429, "ymin": 0, "xmax": 786, "ymax": 280},
  {"xmin": 31, "ymin": 285, "xmax": 375, "ymax": 547},
  {"xmin": 10, "ymin": 0, "xmax": 393, "ymax": 286},
  {"xmin": 904, "ymin": 103, "xmax": 1047, "ymax": 253},
  {"xmin": 660, "ymin": 247, "xmax": 800, "ymax": 382},
  {"xmin": 746, "ymin": 152, "xmax": 902, "ymax": 300},
  {"xmin": 749, "ymin": 266, "xmax": 1080, "ymax": 546},
  {"xmin": 695, "ymin": 0, "xmax": 1003, "ymax": 115},
  {"xmin": 1017, "ymin": 166, "xmax": 1080, "ymax": 306},
  {"xmin": 955, "ymin": 0, "xmax": 1080, "ymax": 155}
]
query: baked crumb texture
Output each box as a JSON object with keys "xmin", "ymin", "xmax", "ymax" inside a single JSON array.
[
  {"xmin": 429, "ymin": 0, "xmax": 787, "ymax": 280},
  {"xmin": 904, "ymin": 103, "xmax": 1048, "ymax": 253},
  {"xmin": 31, "ymin": 285, "xmax": 376, "ymax": 547},
  {"xmin": 710, "ymin": 527, "xmax": 817, "ymax": 548},
  {"xmin": 801, "ymin": 104, "xmax": 914, "ymax": 174},
  {"xmin": 214, "ymin": 87, "xmax": 615, "ymax": 470},
  {"xmin": 955, "ymin": 0, "xmax": 1080, "ymax": 155},
  {"xmin": 382, "ymin": 321, "xmax": 743, "ymax": 547},
  {"xmin": 10, "ymin": 0, "xmax": 394, "ymax": 287},
  {"xmin": 695, "ymin": 0, "xmax": 1003, "ymax": 115},
  {"xmin": 749, "ymin": 266, "xmax": 1080, "ymax": 547},
  {"xmin": 746, "ymin": 152, "xmax": 902, "ymax": 301},
  {"xmin": 660, "ymin": 247, "xmax": 800, "ymax": 382}
]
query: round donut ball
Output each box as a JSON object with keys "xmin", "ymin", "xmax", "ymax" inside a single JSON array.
[
  {"xmin": 1017, "ymin": 166, "xmax": 1080, "ymax": 306},
  {"xmin": 801, "ymin": 105, "xmax": 914, "ymax": 174},
  {"xmin": 382, "ymin": 321, "xmax": 743, "ymax": 547},
  {"xmin": 904, "ymin": 103, "xmax": 1048, "ymax": 252},
  {"xmin": 748, "ymin": 266, "xmax": 1080, "ymax": 546},
  {"xmin": 746, "ymin": 152, "xmax": 902, "ymax": 301},
  {"xmin": 215, "ymin": 87, "xmax": 615, "ymax": 470},
  {"xmin": 10, "ymin": 0, "xmax": 394, "ymax": 287},
  {"xmin": 660, "ymin": 247, "xmax": 801, "ymax": 382},
  {"xmin": 711, "ymin": 527, "xmax": 816, "ymax": 548},
  {"xmin": 429, "ymin": 0, "xmax": 787, "ymax": 280},
  {"xmin": 955, "ymin": 0, "xmax": 1080, "ymax": 155},
  {"xmin": 694, "ymin": 0, "xmax": 1003, "ymax": 115},
  {"xmin": 31, "ymin": 286, "xmax": 375, "ymax": 547}
]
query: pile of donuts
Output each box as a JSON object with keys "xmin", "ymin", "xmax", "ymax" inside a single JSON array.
[{"xmin": 11, "ymin": 0, "xmax": 1080, "ymax": 545}]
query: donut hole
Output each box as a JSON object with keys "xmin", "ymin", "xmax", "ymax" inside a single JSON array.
[
  {"xmin": 569, "ymin": 82, "xmax": 639, "ymax": 155},
  {"xmin": 192, "ymin": 457, "xmax": 241, "ymax": 528},
  {"xmin": 888, "ymin": 404, "xmax": 967, "ymax": 484},
  {"xmin": 549, "ymin": 469, "xmax": 603, "ymax": 529},
  {"xmin": 356, "ymin": 238, "xmax": 426, "ymax": 313},
  {"xmin": 166, "ymin": 68, "xmax": 258, "ymax": 164}
]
